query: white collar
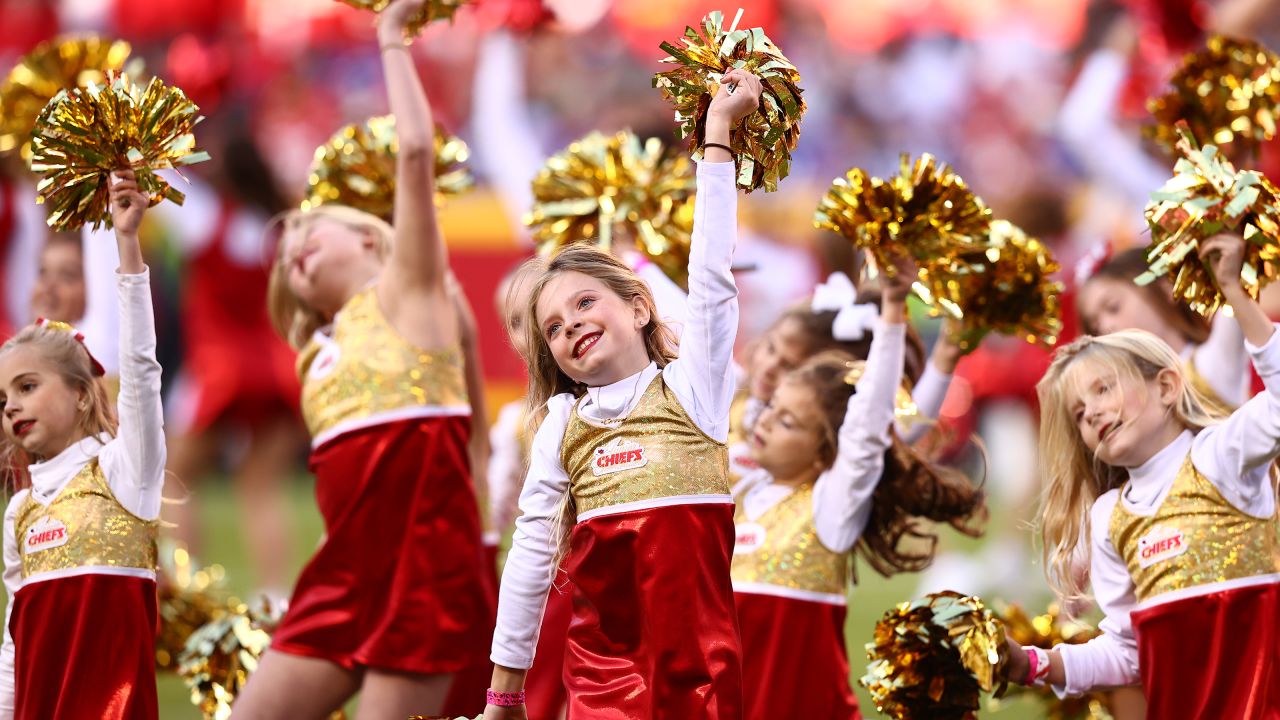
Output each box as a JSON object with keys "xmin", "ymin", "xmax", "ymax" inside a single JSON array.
[
  {"xmin": 28, "ymin": 433, "xmax": 110, "ymax": 502},
  {"xmin": 580, "ymin": 362, "xmax": 659, "ymax": 423},
  {"xmin": 1122, "ymin": 429, "xmax": 1193, "ymax": 510}
]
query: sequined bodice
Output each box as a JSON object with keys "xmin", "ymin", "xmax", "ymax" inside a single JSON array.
[
  {"xmin": 1110, "ymin": 454, "xmax": 1280, "ymax": 603},
  {"xmin": 298, "ymin": 287, "xmax": 469, "ymax": 444},
  {"xmin": 560, "ymin": 373, "xmax": 730, "ymax": 518},
  {"xmin": 731, "ymin": 482, "xmax": 848, "ymax": 598},
  {"xmin": 14, "ymin": 459, "xmax": 158, "ymax": 580}
]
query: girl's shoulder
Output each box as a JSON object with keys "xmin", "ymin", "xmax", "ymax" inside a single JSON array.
[
  {"xmin": 3, "ymin": 488, "xmax": 30, "ymax": 528},
  {"xmin": 1089, "ymin": 488, "xmax": 1123, "ymax": 539}
]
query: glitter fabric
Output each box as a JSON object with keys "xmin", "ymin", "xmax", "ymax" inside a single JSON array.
[
  {"xmin": 731, "ymin": 482, "xmax": 847, "ymax": 597},
  {"xmin": 727, "ymin": 388, "xmax": 750, "ymax": 446},
  {"xmin": 14, "ymin": 458, "xmax": 157, "ymax": 578},
  {"xmin": 560, "ymin": 374, "xmax": 729, "ymax": 517},
  {"xmin": 1110, "ymin": 454, "xmax": 1280, "ymax": 603},
  {"xmin": 298, "ymin": 287, "xmax": 468, "ymax": 441}
]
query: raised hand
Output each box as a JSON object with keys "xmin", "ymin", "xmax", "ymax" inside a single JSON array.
[
  {"xmin": 108, "ymin": 169, "xmax": 147, "ymax": 238},
  {"xmin": 707, "ymin": 68, "xmax": 763, "ymax": 126},
  {"xmin": 377, "ymin": 0, "xmax": 426, "ymax": 41}
]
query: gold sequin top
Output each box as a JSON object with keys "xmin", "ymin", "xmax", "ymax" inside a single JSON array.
[
  {"xmin": 731, "ymin": 482, "xmax": 848, "ymax": 602},
  {"xmin": 14, "ymin": 459, "xmax": 158, "ymax": 581},
  {"xmin": 560, "ymin": 374, "xmax": 730, "ymax": 519},
  {"xmin": 1109, "ymin": 454, "xmax": 1280, "ymax": 604},
  {"xmin": 298, "ymin": 287, "xmax": 469, "ymax": 446}
]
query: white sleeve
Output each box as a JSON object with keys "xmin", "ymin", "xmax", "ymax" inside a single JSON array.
[
  {"xmin": 1189, "ymin": 324, "xmax": 1280, "ymax": 517},
  {"xmin": 1057, "ymin": 50, "xmax": 1168, "ymax": 207},
  {"xmin": 490, "ymin": 395, "xmax": 574, "ymax": 669},
  {"xmin": 635, "ymin": 261, "xmax": 689, "ymax": 340},
  {"xmin": 813, "ymin": 322, "xmax": 906, "ymax": 552},
  {"xmin": 662, "ymin": 161, "xmax": 739, "ymax": 441},
  {"xmin": 471, "ymin": 31, "xmax": 544, "ymax": 236},
  {"xmin": 97, "ymin": 271, "xmax": 166, "ymax": 520},
  {"xmin": 487, "ymin": 401, "xmax": 526, "ymax": 535},
  {"xmin": 1054, "ymin": 492, "xmax": 1141, "ymax": 696},
  {"xmin": 77, "ymin": 229, "xmax": 121, "ymax": 377},
  {"xmin": 1190, "ymin": 313, "xmax": 1249, "ymax": 407},
  {"xmin": 0, "ymin": 492, "xmax": 27, "ymax": 720},
  {"xmin": 901, "ymin": 360, "xmax": 952, "ymax": 443}
]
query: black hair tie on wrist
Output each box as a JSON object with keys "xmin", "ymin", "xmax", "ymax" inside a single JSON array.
[{"xmin": 702, "ymin": 142, "xmax": 733, "ymax": 156}]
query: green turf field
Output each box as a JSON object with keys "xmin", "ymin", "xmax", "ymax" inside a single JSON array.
[{"xmin": 8, "ymin": 477, "xmax": 1044, "ymax": 718}]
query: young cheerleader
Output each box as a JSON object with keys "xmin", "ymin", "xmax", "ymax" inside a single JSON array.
[
  {"xmin": 484, "ymin": 69, "xmax": 761, "ymax": 719},
  {"xmin": 0, "ymin": 169, "xmax": 163, "ymax": 718},
  {"xmin": 733, "ymin": 259, "xmax": 986, "ymax": 719},
  {"xmin": 233, "ymin": 1, "xmax": 492, "ymax": 717},
  {"xmin": 1008, "ymin": 233, "xmax": 1280, "ymax": 717},
  {"xmin": 1076, "ymin": 246, "xmax": 1248, "ymax": 410}
]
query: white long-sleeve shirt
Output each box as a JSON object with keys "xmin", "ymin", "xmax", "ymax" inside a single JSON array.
[
  {"xmin": 0, "ymin": 270, "xmax": 165, "ymax": 718},
  {"xmin": 1055, "ymin": 326, "xmax": 1280, "ymax": 697},
  {"xmin": 78, "ymin": 229, "xmax": 121, "ymax": 377},
  {"xmin": 490, "ymin": 161, "xmax": 738, "ymax": 669},
  {"xmin": 734, "ymin": 321, "xmax": 906, "ymax": 553},
  {"xmin": 1186, "ymin": 312, "xmax": 1249, "ymax": 408}
]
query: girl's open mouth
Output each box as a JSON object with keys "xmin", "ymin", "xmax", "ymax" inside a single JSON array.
[
  {"xmin": 573, "ymin": 331, "xmax": 602, "ymax": 359},
  {"xmin": 13, "ymin": 419, "xmax": 35, "ymax": 437}
]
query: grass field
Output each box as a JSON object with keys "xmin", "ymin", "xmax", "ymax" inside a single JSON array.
[{"xmin": 9, "ymin": 477, "xmax": 1045, "ymax": 718}]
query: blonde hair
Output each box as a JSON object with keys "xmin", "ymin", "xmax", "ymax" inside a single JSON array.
[
  {"xmin": 521, "ymin": 245, "xmax": 678, "ymax": 426},
  {"xmin": 0, "ymin": 325, "xmax": 116, "ymax": 488},
  {"xmin": 267, "ymin": 205, "xmax": 394, "ymax": 349},
  {"xmin": 1036, "ymin": 329, "xmax": 1224, "ymax": 603}
]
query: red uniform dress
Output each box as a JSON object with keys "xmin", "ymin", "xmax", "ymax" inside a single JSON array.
[
  {"xmin": 169, "ymin": 199, "xmax": 299, "ymax": 434},
  {"xmin": 7, "ymin": 461, "xmax": 159, "ymax": 719},
  {"xmin": 270, "ymin": 287, "xmax": 494, "ymax": 674},
  {"xmin": 556, "ymin": 374, "xmax": 742, "ymax": 719},
  {"xmin": 732, "ymin": 482, "xmax": 859, "ymax": 719},
  {"xmin": 1110, "ymin": 456, "xmax": 1280, "ymax": 717}
]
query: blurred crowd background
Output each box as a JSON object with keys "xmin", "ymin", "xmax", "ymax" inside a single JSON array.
[{"xmin": 3, "ymin": 0, "xmax": 1279, "ymax": 715}]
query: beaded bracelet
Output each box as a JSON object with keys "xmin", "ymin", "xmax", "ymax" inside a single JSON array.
[{"xmin": 486, "ymin": 689, "xmax": 526, "ymax": 707}]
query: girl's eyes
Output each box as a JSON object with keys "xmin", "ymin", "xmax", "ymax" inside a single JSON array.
[
  {"xmin": 546, "ymin": 323, "xmax": 561, "ymax": 338},
  {"xmin": 19, "ymin": 382, "xmax": 34, "ymax": 393},
  {"xmin": 578, "ymin": 297, "xmax": 594, "ymax": 310}
]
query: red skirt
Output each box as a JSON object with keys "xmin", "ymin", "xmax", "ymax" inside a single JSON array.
[
  {"xmin": 1132, "ymin": 579, "xmax": 1280, "ymax": 718},
  {"xmin": 734, "ymin": 591, "xmax": 859, "ymax": 720},
  {"xmin": 526, "ymin": 569, "xmax": 574, "ymax": 720},
  {"xmin": 272, "ymin": 416, "xmax": 494, "ymax": 674},
  {"xmin": 170, "ymin": 327, "xmax": 299, "ymax": 433},
  {"xmin": 440, "ymin": 543, "xmax": 499, "ymax": 716},
  {"xmin": 11, "ymin": 573, "xmax": 158, "ymax": 720},
  {"xmin": 561, "ymin": 502, "xmax": 742, "ymax": 720}
]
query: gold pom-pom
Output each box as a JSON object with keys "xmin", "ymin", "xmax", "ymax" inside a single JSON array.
[
  {"xmin": 337, "ymin": 0, "xmax": 469, "ymax": 39},
  {"xmin": 654, "ymin": 9, "xmax": 805, "ymax": 193},
  {"xmin": 1146, "ymin": 35, "xmax": 1280, "ymax": 159},
  {"xmin": 1137, "ymin": 124, "xmax": 1280, "ymax": 317},
  {"xmin": 302, "ymin": 114, "xmax": 473, "ymax": 221},
  {"xmin": 29, "ymin": 72, "xmax": 211, "ymax": 231},
  {"xmin": 0, "ymin": 35, "xmax": 135, "ymax": 158},
  {"xmin": 156, "ymin": 542, "xmax": 231, "ymax": 673},
  {"xmin": 862, "ymin": 591, "xmax": 1008, "ymax": 720},
  {"xmin": 525, "ymin": 129, "xmax": 696, "ymax": 288},
  {"xmin": 814, "ymin": 154, "xmax": 991, "ymax": 315},
  {"xmin": 178, "ymin": 598, "xmax": 307, "ymax": 720},
  {"xmin": 936, "ymin": 220, "xmax": 1064, "ymax": 352},
  {"xmin": 996, "ymin": 604, "xmax": 1113, "ymax": 720}
]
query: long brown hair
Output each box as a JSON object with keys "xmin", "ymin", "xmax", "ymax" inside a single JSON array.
[
  {"xmin": 0, "ymin": 325, "xmax": 116, "ymax": 489},
  {"xmin": 1079, "ymin": 248, "xmax": 1211, "ymax": 344},
  {"xmin": 789, "ymin": 351, "xmax": 986, "ymax": 578},
  {"xmin": 521, "ymin": 245, "xmax": 678, "ymax": 426}
]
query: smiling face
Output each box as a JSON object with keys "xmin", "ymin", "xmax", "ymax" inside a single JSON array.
[
  {"xmin": 30, "ymin": 238, "xmax": 86, "ymax": 323},
  {"xmin": 748, "ymin": 379, "xmax": 829, "ymax": 481},
  {"xmin": 0, "ymin": 346, "xmax": 85, "ymax": 460},
  {"xmin": 534, "ymin": 270, "xmax": 652, "ymax": 386},
  {"xmin": 1063, "ymin": 356, "xmax": 1182, "ymax": 469}
]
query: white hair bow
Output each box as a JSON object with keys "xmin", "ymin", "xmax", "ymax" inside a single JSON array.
[{"xmin": 810, "ymin": 272, "xmax": 880, "ymax": 341}]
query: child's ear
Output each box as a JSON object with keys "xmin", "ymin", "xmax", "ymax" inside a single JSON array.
[
  {"xmin": 1155, "ymin": 367, "xmax": 1182, "ymax": 408},
  {"xmin": 631, "ymin": 296, "xmax": 652, "ymax": 329}
]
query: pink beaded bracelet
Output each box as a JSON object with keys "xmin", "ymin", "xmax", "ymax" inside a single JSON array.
[{"xmin": 486, "ymin": 689, "xmax": 526, "ymax": 707}]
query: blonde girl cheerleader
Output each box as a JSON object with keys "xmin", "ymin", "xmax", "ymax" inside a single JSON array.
[
  {"xmin": 233, "ymin": 1, "xmax": 492, "ymax": 716},
  {"xmin": 732, "ymin": 259, "xmax": 985, "ymax": 719},
  {"xmin": 1006, "ymin": 232, "xmax": 1280, "ymax": 717},
  {"xmin": 483, "ymin": 70, "xmax": 761, "ymax": 719},
  {"xmin": 0, "ymin": 169, "xmax": 163, "ymax": 719}
]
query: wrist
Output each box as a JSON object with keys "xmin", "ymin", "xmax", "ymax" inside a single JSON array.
[
  {"xmin": 704, "ymin": 116, "xmax": 732, "ymax": 144},
  {"xmin": 486, "ymin": 689, "xmax": 526, "ymax": 707}
]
